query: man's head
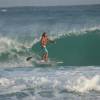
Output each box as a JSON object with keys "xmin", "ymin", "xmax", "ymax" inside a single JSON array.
[{"xmin": 42, "ymin": 32, "xmax": 47, "ymax": 37}]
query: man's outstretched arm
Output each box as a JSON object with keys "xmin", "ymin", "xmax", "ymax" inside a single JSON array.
[{"xmin": 48, "ymin": 38, "xmax": 56, "ymax": 44}]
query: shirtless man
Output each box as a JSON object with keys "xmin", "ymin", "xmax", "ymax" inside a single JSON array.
[{"xmin": 41, "ymin": 32, "xmax": 55, "ymax": 62}]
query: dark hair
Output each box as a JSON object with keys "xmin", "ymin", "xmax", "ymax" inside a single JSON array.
[{"xmin": 42, "ymin": 32, "xmax": 47, "ymax": 37}]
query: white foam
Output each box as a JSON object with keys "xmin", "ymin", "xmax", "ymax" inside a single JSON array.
[
  {"xmin": 65, "ymin": 75, "xmax": 100, "ymax": 93},
  {"xmin": 0, "ymin": 36, "xmax": 35, "ymax": 68},
  {"xmin": 0, "ymin": 37, "xmax": 23, "ymax": 53},
  {"xmin": 49, "ymin": 25, "xmax": 100, "ymax": 41},
  {"xmin": 0, "ymin": 78, "xmax": 14, "ymax": 87},
  {"xmin": 0, "ymin": 67, "xmax": 100, "ymax": 96}
]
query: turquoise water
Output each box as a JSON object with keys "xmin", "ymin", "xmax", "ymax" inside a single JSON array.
[
  {"xmin": 0, "ymin": 5, "xmax": 100, "ymax": 100},
  {"xmin": 33, "ymin": 30, "xmax": 100, "ymax": 66}
]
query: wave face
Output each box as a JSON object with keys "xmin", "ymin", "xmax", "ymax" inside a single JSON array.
[
  {"xmin": 33, "ymin": 29, "xmax": 100, "ymax": 66},
  {"xmin": 0, "ymin": 29, "xmax": 100, "ymax": 66}
]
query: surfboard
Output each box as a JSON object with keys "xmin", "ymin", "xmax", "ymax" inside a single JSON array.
[
  {"xmin": 26, "ymin": 56, "xmax": 63, "ymax": 66},
  {"xmin": 33, "ymin": 59, "xmax": 63, "ymax": 66},
  {"xmin": 33, "ymin": 60, "xmax": 53, "ymax": 66}
]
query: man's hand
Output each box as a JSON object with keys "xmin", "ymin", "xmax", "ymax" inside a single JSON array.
[{"xmin": 49, "ymin": 39, "xmax": 56, "ymax": 44}]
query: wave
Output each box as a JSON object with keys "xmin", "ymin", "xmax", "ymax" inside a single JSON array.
[
  {"xmin": 66, "ymin": 75, "xmax": 100, "ymax": 93},
  {"xmin": 0, "ymin": 66, "xmax": 100, "ymax": 96},
  {"xmin": 33, "ymin": 29, "xmax": 100, "ymax": 66},
  {"xmin": 0, "ymin": 36, "xmax": 33, "ymax": 67},
  {"xmin": 0, "ymin": 28, "xmax": 100, "ymax": 67}
]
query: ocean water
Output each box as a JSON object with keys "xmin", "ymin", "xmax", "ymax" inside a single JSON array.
[{"xmin": 0, "ymin": 5, "xmax": 100, "ymax": 100}]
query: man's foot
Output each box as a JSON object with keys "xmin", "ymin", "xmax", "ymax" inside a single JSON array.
[{"xmin": 40, "ymin": 60, "xmax": 45, "ymax": 63}]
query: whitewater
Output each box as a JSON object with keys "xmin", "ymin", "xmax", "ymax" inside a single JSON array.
[{"xmin": 0, "ymin": 5, "xmax": 100, "ymax": 100}]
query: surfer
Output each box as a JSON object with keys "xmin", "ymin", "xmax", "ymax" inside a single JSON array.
[
  {"xmin": 26, "ymin": 32, "xmax": 55, "ymax": 62},
  {"xmin": 41, "ymin": 32, "xmax": 55, "ymax": 62}
]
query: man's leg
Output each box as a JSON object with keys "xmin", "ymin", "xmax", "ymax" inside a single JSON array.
[
  {"xmin": 42, "ymin": 46, "xmax": 48, "ymax": 61},
  {"xmin": 42, "ymin": 53, "xmax": 47, "ymax": 61},
  {"xmin": 44, "ymin": 47, "xmax": 48, "ymax": 61},
  {"xmin": 42, "ymin": 53, "xmax": 45, "ymax": 60},
  {"xmin": 45, "ymin": 53, "xmax": 48, "ymax": 61}
]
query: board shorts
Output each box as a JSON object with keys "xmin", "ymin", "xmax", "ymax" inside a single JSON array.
[{"xmin": 42, "ymin": 46, "xmax": 48, "ymax": 54}]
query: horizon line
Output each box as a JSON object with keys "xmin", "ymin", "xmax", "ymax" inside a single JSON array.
[{"xmin": 0, "ymin": 3, "xmax": 100, "ymax": 8}]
